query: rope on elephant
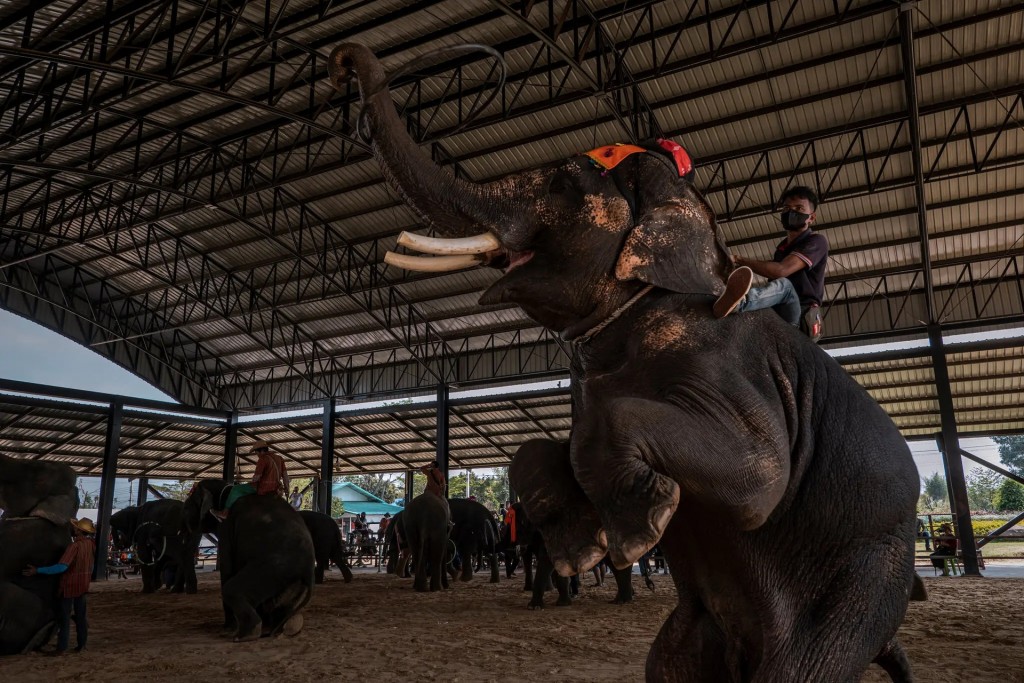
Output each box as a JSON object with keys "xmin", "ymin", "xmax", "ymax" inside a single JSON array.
[{"xmin": 133, "ymin": 524, "xmax": 168, "ymax": 565}]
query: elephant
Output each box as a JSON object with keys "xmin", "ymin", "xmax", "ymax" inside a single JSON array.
[
  {"xmin": 0, "ymin": 453, "xmax": 79, "ymax": 525},
  {"xmin": 498, "ymin": 502, "xmax": 569, "ymax": 609},
  {"xmin": 0, "ymin": 455, "xmax": 79, "ymax": 655},
  {"xmin": 330, "ymin": 44, "xmax": 921, "ymax": 681},
  {"xmin": 298, "ymin": 510, "xmax": 354, "ymax": 584},
  {"xmin": 110, "ymin": 500, "xmax": 194, "ymax": 593},
  {"xmin": 400, "ymin": 493, "xmax": 451, "ymax": 592},
  {"xmin": 448, "ymin": 498, "xmax": 500, "ymax": 583},
  {"xmin": 179, "ymin": 479, "xmax": 228, "ymax": 577},
  {"xmin": 218, "ymin": 493, "xmax": 315, "ymax": 642}
]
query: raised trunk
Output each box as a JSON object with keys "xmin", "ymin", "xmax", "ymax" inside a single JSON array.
[{"xmin": 329, "ymin": 44, "xmax": 524, "ymax": 241}]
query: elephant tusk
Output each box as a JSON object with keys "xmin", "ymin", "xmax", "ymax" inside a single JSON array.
[
  {"xmin": 396, "ymin": 230, "xmax": 501, "ymax": 255},
  {"xmin": 383, "ymin": 251, "xmax": 483, "ymax": 272}
]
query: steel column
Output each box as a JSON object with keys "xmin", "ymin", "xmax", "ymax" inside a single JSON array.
[
  {"xmin": 93, "ymin": 401, "xmax": 122, "ymax": 581},
  {"xmin": 319, "ymin": 398, "xmax": 336, "ymax": 515},
  {"xmin": 898, "ymin": 4, "xmax": 937, "ymax": 323},
  {"xmin": 135, "ymin": 477, "xmax": 148, "ymax": 507},
  {"xmin": 928, "ymin": 325, "xmax": 980, "ymax": 575},
  {"xmin": 436, "ymin": 384, "xmax": 450, "ymax": 492},
  {"xmin": 223, "ymin": 411, "xmax": 238, "ymax": 481}
]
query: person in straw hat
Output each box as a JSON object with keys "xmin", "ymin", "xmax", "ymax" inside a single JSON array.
[
  {"xmin": 250, "ymin": 440, "xmax": 289, "ymax": 497},
  {"xmin": 23, "ymin": 517, "xmax": 97, "ymax": 655}
]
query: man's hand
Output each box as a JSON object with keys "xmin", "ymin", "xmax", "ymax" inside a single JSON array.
[{"xmin": 23, "ymin": 565, "xmax": 37, "ymax": 577}]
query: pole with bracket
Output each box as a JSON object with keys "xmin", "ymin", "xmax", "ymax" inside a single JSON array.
[
  {"xmin": 223, "ymin": 410, "xmax": 238, "ymax": 482},
  {"xmin": 320, "ymin": 398, "xmax": 336, "ymax": 515},
  {"xmin": 93, "ymin": 401, "xmax": 123, "ymax": 581},
  {"xmin": 436, "ymin": 384, "xmax": 450, "ymax": 494},
  {"xmin": 929, "ymin": 325, "xmax": 980, "ymax": 575},
  {"xmin": 135, "ymin": 477, "xmax": 148, "ymax": 507}
]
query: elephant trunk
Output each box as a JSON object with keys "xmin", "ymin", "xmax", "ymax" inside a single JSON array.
[{"xmin": 328, "ymin": 44, "xmax": 532, "ymax": 263}]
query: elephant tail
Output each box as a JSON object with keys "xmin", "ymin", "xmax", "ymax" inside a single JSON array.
[{"xmin": 909, "ymin": 571, "xmax": 927, "ymax": 601}]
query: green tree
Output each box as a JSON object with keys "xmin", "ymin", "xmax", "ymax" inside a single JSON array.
[
  {"xmin": 994, "ymin": 478, "xmax": 1024, "ymax": 511},
  {"xmin": 77, "ymin": 483, "xmax": 98, "ymax": 508},
  {"xmin": 151, "ymin": 480, "xmax": 196, "ymax": 501},
  {"xmin": 966, "ymin": 467, "xmax": 1003, "ymax": 511},
  {"xmin": 921, "ymin": 472, "xmax": 948, "ymax": 509},
  {"xmin": 992, "ymin": 436, "xmax": 1024, "ymax": 476}
]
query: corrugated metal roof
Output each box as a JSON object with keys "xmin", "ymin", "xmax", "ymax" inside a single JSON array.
[{"xmin": 0, "ymin": 0, "xmax": 1023, "ymax": 475}]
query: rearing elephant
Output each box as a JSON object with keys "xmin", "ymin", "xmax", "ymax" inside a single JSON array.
[
  {"xmin": 330, "ymin": 44, "xmax": 920, "ymax": 682},
  {"xmin": 0, "ymin": 453, "xmax": 78, "ymax": 525}
]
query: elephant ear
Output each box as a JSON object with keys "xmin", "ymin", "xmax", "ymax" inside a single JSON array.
[{"xmin": 614, "ymin": 204, "xmax": 729, "ymax": 295}]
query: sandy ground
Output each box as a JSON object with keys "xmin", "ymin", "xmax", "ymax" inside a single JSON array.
[{"xmin": 3, "ymin": 570, "xmax": 1022, "ymax": 682}]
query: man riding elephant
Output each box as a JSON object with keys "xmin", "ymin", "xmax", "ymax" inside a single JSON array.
[{"xmin": 212, "ymin": 442, "xmax": 288, "ymax": 520}]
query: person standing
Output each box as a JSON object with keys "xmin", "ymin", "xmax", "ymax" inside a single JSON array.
[
  {"xmin": 289, "ymin": 486, "xmax": 302, "ymax": 510},
  {"xmin": 251, "ymin": 441, "xmax": 289, "ymax": 497},
  {"xmin": 23, "ymin": 518, "xmax": 97, "ymax": 655},
  {"xmin": 714, "ymin": 186, "xmax": 828, "ymax": 341}
]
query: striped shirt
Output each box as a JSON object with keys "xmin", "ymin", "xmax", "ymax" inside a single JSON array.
[{"xmin": 57, "ymin": 537, "xmax": 96, "ymax": 598}]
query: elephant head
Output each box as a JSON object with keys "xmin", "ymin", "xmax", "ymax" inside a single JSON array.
[
  {"xmin": 328, "ymin": 44, "xmax": 731, "ymax": 340},
  {"xmin": 0, "ymin": 453, "xmax": 79, "ymax": 525},
  {"xmin": 180, "ymin": 480, "xmax": 223, "ymax": 540}
]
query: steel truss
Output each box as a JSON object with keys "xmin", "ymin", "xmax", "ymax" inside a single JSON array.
[{"xmin": 0, "ymin": 1, "xmax": 1020, "ymax": 408}]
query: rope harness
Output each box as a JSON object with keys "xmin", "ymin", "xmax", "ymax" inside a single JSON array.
[{"xmin": 132, "ymin": 520, "xmax": 168, "ymax": 566}]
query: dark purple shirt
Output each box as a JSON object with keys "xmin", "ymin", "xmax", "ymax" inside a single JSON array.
[{"xmin": 774, "ymin": 230, "xmax": 828, "ymax": 306}]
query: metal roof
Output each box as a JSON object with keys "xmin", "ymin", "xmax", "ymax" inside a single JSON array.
[{"xmin": 1, "ymin": 0, "xmax": 1023, "ymax": 474}]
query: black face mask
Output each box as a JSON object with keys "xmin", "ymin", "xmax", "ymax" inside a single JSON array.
[{"xmin": 780, "ymin": 210, "xmax": 810, "ymax": 231}]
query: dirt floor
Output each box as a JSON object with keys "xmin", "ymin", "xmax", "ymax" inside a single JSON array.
[{"xmin": 4, "ymin": 570, "xmax": 1022, "ymax": 682}]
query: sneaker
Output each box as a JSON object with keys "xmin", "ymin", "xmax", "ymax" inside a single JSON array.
[{"xmin": 713, "ymin": 266, "xmax": 753, "ymax": 318}]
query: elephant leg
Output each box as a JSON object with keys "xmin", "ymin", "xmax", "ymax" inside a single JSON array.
[
  {"xmin": 646, "ymin": 601, "xmax": 730, "ymax": 683},
  {"xmin": 396, "ymin": 550, "xmax": 411, "ymax": 579},
  {"xmin": 172, "ymin": 560, "xmax": 187, "ymax": 593},
  {"xmin": 459, "ymin": 551, "xmax": 473, "ymax": 582},
  {"xmin": 553, "ymin": 571, "xmax": 571, "ymax": 607},
  {"xmin": 527, "ymin": 553, "xmax": 550, "ymax": 610},
  {"xmin": 510, "ymin": 439, "xmax": 607, "ymax": 576},
  {"xmin": 221, "ymin": 565, "xmax": 279, "ymax": 642},
  {"xmin": 314, "ymin": 560, "xmax": 325, "ymax": 584},
  {"xmin": 611, "ymin": 565, "xmax": 634, "ymax": 604},
  {"xmin": 430, "ymin": 538, "xmax": 445, "ymax": 592},
  {"xmin": 592, "ymin": 565, "xmax": 603, "ymax": 587},
  {"xmin": 331, "ymin": 547, "xmax": 354, "ymax": 583},
  {"xmin": 488, "ymin": 552, "xmax": 500, "ymax": 583},
  {"xmin": 412, "ymin": 538, "xmax": 429, "ymax": 592},
  {"xmin": 141, "ymin": 566, "xmax": 157, "ymax": 593},
  {"xmin": 522, "ymin": 547, "xmax": 534, "ymax": 591}
]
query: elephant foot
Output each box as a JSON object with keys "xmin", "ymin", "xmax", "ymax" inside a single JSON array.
[
  {"xmin": 489, "ymin": 575, "xmax": 500, "ymax": 584},
  {"xmin": 555, "ymin": 596, "xmax": 572, "ymax": 607},
  {"xmin": 527, "ymin": 599, "xmax": 544, "ymax": 610},
  {"xmin": 600, "ymin": 479, "xmax": 679, "ymax": 570},
  {"xmin": 232, "ymin": 623, "xmax": 261, "ymax": 643},
  {"xmin": 281, "ymin": 613, "xmax": 303, "ymax": 637},
  {"xmin": 612, "ymin": 594, "xmax": 634, "ymax": 605},
  {"xmin": 186, "ymin": 586, "xmax": 198, "ymax": 595},
  {"xmin": 170, "ymin": 586, "xmax": 184, "ymax": 594},
  {"xmin": 341, "ymin": 568, "xmax": 353, "ymax": 583},
  {"xmin": 644, "ymin": 577, "xmax": 656, "ymax": 591}
]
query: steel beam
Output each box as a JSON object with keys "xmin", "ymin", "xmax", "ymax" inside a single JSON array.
[
  {"xmin": 404, "ymin": 470, "xmax": 414, "ymax": 504},
  {"xmin": 93, "ymin": 401, "xmax": 122, "ymax": 581},
  {"xmin": 436, "ymin": 384, "xmax": 450, "ymax": 490},
  {"xmin": 928, "ymin": 325, "xmax": 980, "ymax": 575},
  {"xmin": 319, "ymin": 398, "xmax": 336, "ymax": 515},
  {"xmin": 898, "ymin": 4, "xmax": 936, "ymax": 323},
  {"xmin": 136, "ymin": 477, "xmax": 148, "ymax": 507},
  {"xmin": 223, "ymin": 411, "xmax": 238, "ymax": 481}
]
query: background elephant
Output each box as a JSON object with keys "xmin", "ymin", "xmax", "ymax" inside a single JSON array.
[
  {"xmin": 298, "ymin": 511, "xmax": 353, "ymax": 584},
  {"xmin": 333, "ymin": 43, "xmax": 920, "ymax": 681},
  {"xmin": 497, "ymin": 502, "xmax": 569, "ymax": 609},
  {"xmin": 180, "ymin": 479, "xmax": 227, "ymax": 580},
  {"xmin": 0, "ymin": 453, "xmax": 79, "ymax": 525},
  {"xmin": 110, "ymin": 500, "xmax": 194, "ymax": 593},
  {"xmin": 448, "ymin": 499, "xmax": 499, "ymax": 583},
  {"xmin": 0, "ymin": 456, "xmax": 78, "ymax": 655},
  {"xmin": 401, "ymin": 493, "xmax": 450, "ymax": 592},
  {"xmin": 218, "ymin": 494, "xmax": 314, "ymax": 642}
]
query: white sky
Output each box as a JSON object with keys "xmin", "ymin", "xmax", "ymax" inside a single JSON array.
[{"xmin": 0, "ymin": 309, "xmax": 1014, "ymax": 493}]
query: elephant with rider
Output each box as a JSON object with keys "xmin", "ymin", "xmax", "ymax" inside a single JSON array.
[{"xmin": 330, "ymin": 43, "xmax": 921, "ymax": 681}]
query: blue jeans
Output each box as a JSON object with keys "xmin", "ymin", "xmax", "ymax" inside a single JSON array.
[
  {"xmin": 57, "ymin": 595, "xmax": 87, "ymax": 652},
  {"xmin": 737, "ymin": 277, "xmax": 801, "ymax": 326}
]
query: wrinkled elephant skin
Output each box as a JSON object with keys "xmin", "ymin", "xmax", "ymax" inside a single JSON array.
[
  {"xmin": 332, "ymin": 43, "xmax": 921, "ymax": 682},
  {"xmin": 0, "ymin": 453, "xmax": 79, "ymax": 526}
]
